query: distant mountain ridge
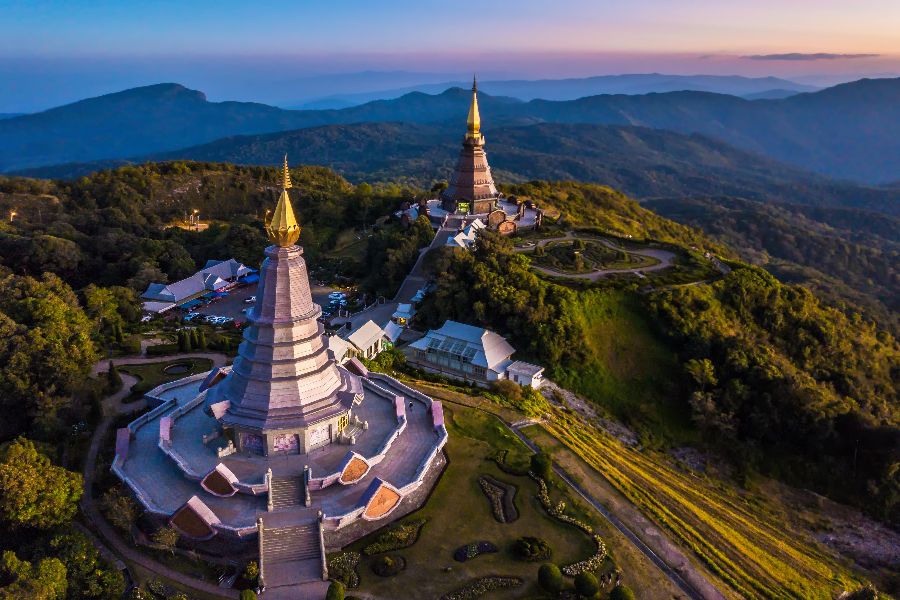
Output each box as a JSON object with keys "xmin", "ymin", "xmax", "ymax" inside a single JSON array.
[
  {"xmin": 293, "ymin": 73, "xmax": 816, "ymax": 108},
  {"xmin": 3, "ymin": 78, "xmax": 900, "ymax": 182}
]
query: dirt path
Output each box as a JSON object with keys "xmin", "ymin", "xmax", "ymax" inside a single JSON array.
[{"xmin": 516, "ymin": 232, "xmax": 678, "ymax": 280}]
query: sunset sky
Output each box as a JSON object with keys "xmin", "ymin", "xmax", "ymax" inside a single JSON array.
[{"xmin": 2, "ymin": 0, "xmax": 899, "ymax": 112}]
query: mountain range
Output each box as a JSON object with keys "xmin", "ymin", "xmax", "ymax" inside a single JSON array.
[
  {"xmin": 3, "ymin": 78, "xmax": 900, "ymax": 182},
  {"xmin": 292, "ymin": 73, "xmax": 817, "ymax": 108}
]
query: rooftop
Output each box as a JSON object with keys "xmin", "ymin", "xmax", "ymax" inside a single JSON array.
[{"xmin": 409, "ymin": 319, "xmax": 515, "ymax": 371}]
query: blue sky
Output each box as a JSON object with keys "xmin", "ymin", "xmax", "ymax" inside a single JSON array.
[{"xmin": 1, "ymin": 0, "xmax": 899, "ymax": 112}]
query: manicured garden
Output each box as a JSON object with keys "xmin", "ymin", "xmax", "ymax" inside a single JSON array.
[
  {"xmin": 327, "ymin": 403, "xmax": 617, "ymax": 599},
  {"xmin": 533, "ymin": 239, "xmax": 660, "ymax": 274},
  {"xmin": 119, "ymin": 358, "xmax": 214, "ymax": 397}
]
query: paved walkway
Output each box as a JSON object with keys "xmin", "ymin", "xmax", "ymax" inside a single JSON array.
[{"xmin": 516, "ymin": 232, "xmax": 679, "ymax": 280}]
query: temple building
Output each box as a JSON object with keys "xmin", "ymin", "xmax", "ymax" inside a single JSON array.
[
  {"xmin": 430, "ymin": 77, "xmax": 542, "ymax": 237},
  {"xmin": 112, "ymin": 157, "xmax": 448, "ymax": 597},
  {"xmin": 441, "ymin": 77, "xmax": 500, "ymax": 215}
]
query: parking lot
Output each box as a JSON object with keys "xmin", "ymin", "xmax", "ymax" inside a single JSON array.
[{"xmin": 184, "ymin": 282, "xmax": 340, "ymax": 324}]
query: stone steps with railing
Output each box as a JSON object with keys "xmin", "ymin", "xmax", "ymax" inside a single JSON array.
[{"xmin": 270, "ymin": 476, "xmax": 304, "ymax": 510}]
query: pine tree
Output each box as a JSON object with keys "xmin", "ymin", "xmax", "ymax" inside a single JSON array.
[
  {"xmin": 197, "ymin": 330, "xmax": 207, "ymax": 350},
  {"xmin": 190, "ymin": 329, "xmax": 200, "ymax": 350},
  {"xmin": 177, "ymin": 331, "xmax": 188, "ymax": 352},
  {"xmin": 114, "ymin": 323, "xmax": 124, "ymax": 345}
]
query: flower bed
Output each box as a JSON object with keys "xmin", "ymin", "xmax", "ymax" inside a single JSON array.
[
  {"xmin": 531, "ymin": 472, "xmax": 608, "ymax": 576},
  {"xmin": 440, "ymin": 576, "xmax": 523, "ymax": 600},
  {"xmin": 478, "ymin": 475, "xmax": 519, "ymax": 523},
  {"xmin": 327, "ymin": 551, "xmax": 361, "ymax": 588},
  {"xmin": 362, "ymin": 517, "xmax": 428, "ymax": 555},
  {"xmin": 453, "ymin": 541, "xmax": 499, "ymax": 562},
  {"xmin": 511, "ymin": 536, "xmax": 552, "ymax": 562}
]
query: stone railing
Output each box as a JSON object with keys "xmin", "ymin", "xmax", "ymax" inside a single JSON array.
[
  {"xmin": 318, "ymin": 513, "xmax": 328, "ymax": 580},
  {"xmin": 368, "ymin": 373, "xmax": 434, "ymax": 408},
  {"xmin": 144, "ymin": 372, "xmax": 208, "ymax": 405}
]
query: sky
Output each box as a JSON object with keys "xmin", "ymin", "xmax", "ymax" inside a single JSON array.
[{"xmin": 1, "ymin": 0, "xmax": 899, "ymax": 112}]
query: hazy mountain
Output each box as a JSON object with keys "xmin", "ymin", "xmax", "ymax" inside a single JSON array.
[
  {"xmin": 20, "ymin": 121, "xmax": 899, "ymax": 216},
  {"xmin": 0, "ymin": 113, "xmax": 23, "ymax": 120},
  {"xmin": 294, "ymin": 73, "xmax": 816, "ymax": 107},
  {"xmin": 740, "ymin": 89, "xmax": 802, "ymax": 100},
  {"xmin": 3, "ymin": 78, "xmax": 900, "ymax": 182}
]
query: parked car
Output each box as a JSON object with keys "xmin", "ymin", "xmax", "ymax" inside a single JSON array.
[
  {"xmin": 140, "ymin": 315, "xmax": 152, "ymax": 323},
  {"xmin": 244, "ymin": 296, "xmax": 256, "ymax": 304}
]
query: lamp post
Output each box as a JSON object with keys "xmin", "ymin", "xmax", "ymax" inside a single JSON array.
[
  {"xmin": 9, "ymin": 210, "xmax": 16, "ymax": 222},
  {"xmin": 193, "ymin": 209, "xmax": 200, "ymax": 231}
]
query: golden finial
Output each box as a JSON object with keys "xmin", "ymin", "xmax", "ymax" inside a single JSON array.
[
  {"xmin": 281, "ymin": 154, "xmax": 292, "ymax": 189},
  {"xmin": 467, "ymin": 74, "xmax": 481, "ymax": 139},
  {"xmin": 266, "ymin": 155, "xmax": 301, "ymax": 247}
]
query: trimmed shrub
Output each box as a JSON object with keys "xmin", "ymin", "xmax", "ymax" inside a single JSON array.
[
  {"xmin": 146, "ymin": 343, "xmax": 178, "ymax": 357},
  {"xmin": 531, "ymin": 452, "xmax": 553, "ymax": 480},
  {"xmin": 538, "ymin": 563, "xmax": 563, "ymax": 593},
  {"xmin": 370, "ymin": 554, "xmax": 405, "ymax": 577},
  {"xmin": 453, "ymin": 541, "xmax": 498, "ymax": 562},
  {"xmin": 326, "ymin": 581, "xmax": 345, "ymax": 600},
  {"xmin": 362, "ymin": 518, "xmax": 427, "ymax": 555},
  {"xmin": 239, "ymin": 591, "xmax": 257, "ymax": 600},
  {"xmin": 609, "ymin": 584, "xmax": 635, "ymax": 600},
  {"xmin": 574, "ymin": 572, "xmax": 599, "ymax": 598},
  {"xmin": 511, "ymin": 536, "xmax": 552, "ymax": 562}
]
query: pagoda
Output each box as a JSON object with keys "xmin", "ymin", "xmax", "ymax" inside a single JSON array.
[
  {"xmin": 111, "ymin": 156, "xmax": 448, "ymax": 595},
  {"xmin": 441, "ymin": 77, "xmax": 500, "ymax": 215},
  {"xmin": 207, "ymin": 156, "xmax": 360, "ymax": 454}
]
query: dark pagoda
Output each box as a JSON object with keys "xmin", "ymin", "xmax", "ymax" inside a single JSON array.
[{"xmin": 441, "ymin": 77, "xmax": 499, "ymax": 215}]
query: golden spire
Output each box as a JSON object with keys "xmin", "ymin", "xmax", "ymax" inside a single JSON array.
[
  {"xmin": 266, "ymin": 155, "xmax": 301, "ymax": 247},
  {"xmin": 280, "ymin": 154, "xmax": 292, "ymax": 189},
  {"xmin": 466, "ymin": 75, "xmax": 481, "ymax": 140}
]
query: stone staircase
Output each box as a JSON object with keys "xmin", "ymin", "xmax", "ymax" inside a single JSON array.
[
  {"xmin": 270, "ymin": 476, "xmax": 303, "ymax": 509},
  {"xmin": 261, "ymin": 522, "xmax": 321, "ymax": 563}
]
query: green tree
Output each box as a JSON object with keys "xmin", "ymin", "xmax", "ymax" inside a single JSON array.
[
  {"xmin": 243, "ymin": 561, "xmax": 259, "ymax": 582},
  {"xmin": 609, "ymin": 584, "xmax": 636, "ymax": 600},
  {"xmin": 574, "ymin": 572, "xmax": 599, "ymax": 598},
  {"xmin": 151, "ymin": 526, "xmax": 179, "ymax": 555},
  {"xmin": 190, "ymin": 329, "xmax": 200, "ymax": 350},
  {"xmin": 0, "ymin": 438, "xmax": 82, "ymax": 530},
  {"xmin": 537, "ymin": 563, "xmax": 563, "ymax": 593},
  {"xmin": 107, "ymin": 361, "xmax": 122, "ymax": 394},
  {"xmin": 49, "ymin": 530, "xmax": 126, "ymax": 599},
  {"xmin": 0, "ymin": 274, "xmax": 98, "ymax": 438},
  {"xmin": 177, "ymin": 330, "xmax": 189, "ymax": 352},
  {"xmin": 325, "ymin": 581, "xmax": 345, "ymax": 600},
  {"xmin": 100, "ymin": 487, "xmax": 138, "ymax": 534},
  {"xmin": 239, "ymin": 591, "xmax": 258, "ymax": 600},
  {"xmin": 531, "ymin": 452, "xmax": 553, "ymax": 480},
  {"xmin": 196, "ymin": 330, "xmax": 207, "ymax": 350},
  {"xmin": 0, "ymin": 551, "xmax": 67, "ymax": 600}
]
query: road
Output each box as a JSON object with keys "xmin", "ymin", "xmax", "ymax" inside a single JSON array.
[{"xmin": 332, "ymin": 220, "xmax": 457, "ymax": 332}]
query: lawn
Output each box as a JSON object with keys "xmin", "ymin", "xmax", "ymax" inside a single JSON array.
[
  {"xmin": 336, "ymin": 404, "xmax": 610, "ymax": 599},
  {"xmin": 552, "ymin": 289, "xmax": 695, "ymax": 446},
  {"xmin": 119, "ymin": 358, "xmax": 214, "ymax": 397}
]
